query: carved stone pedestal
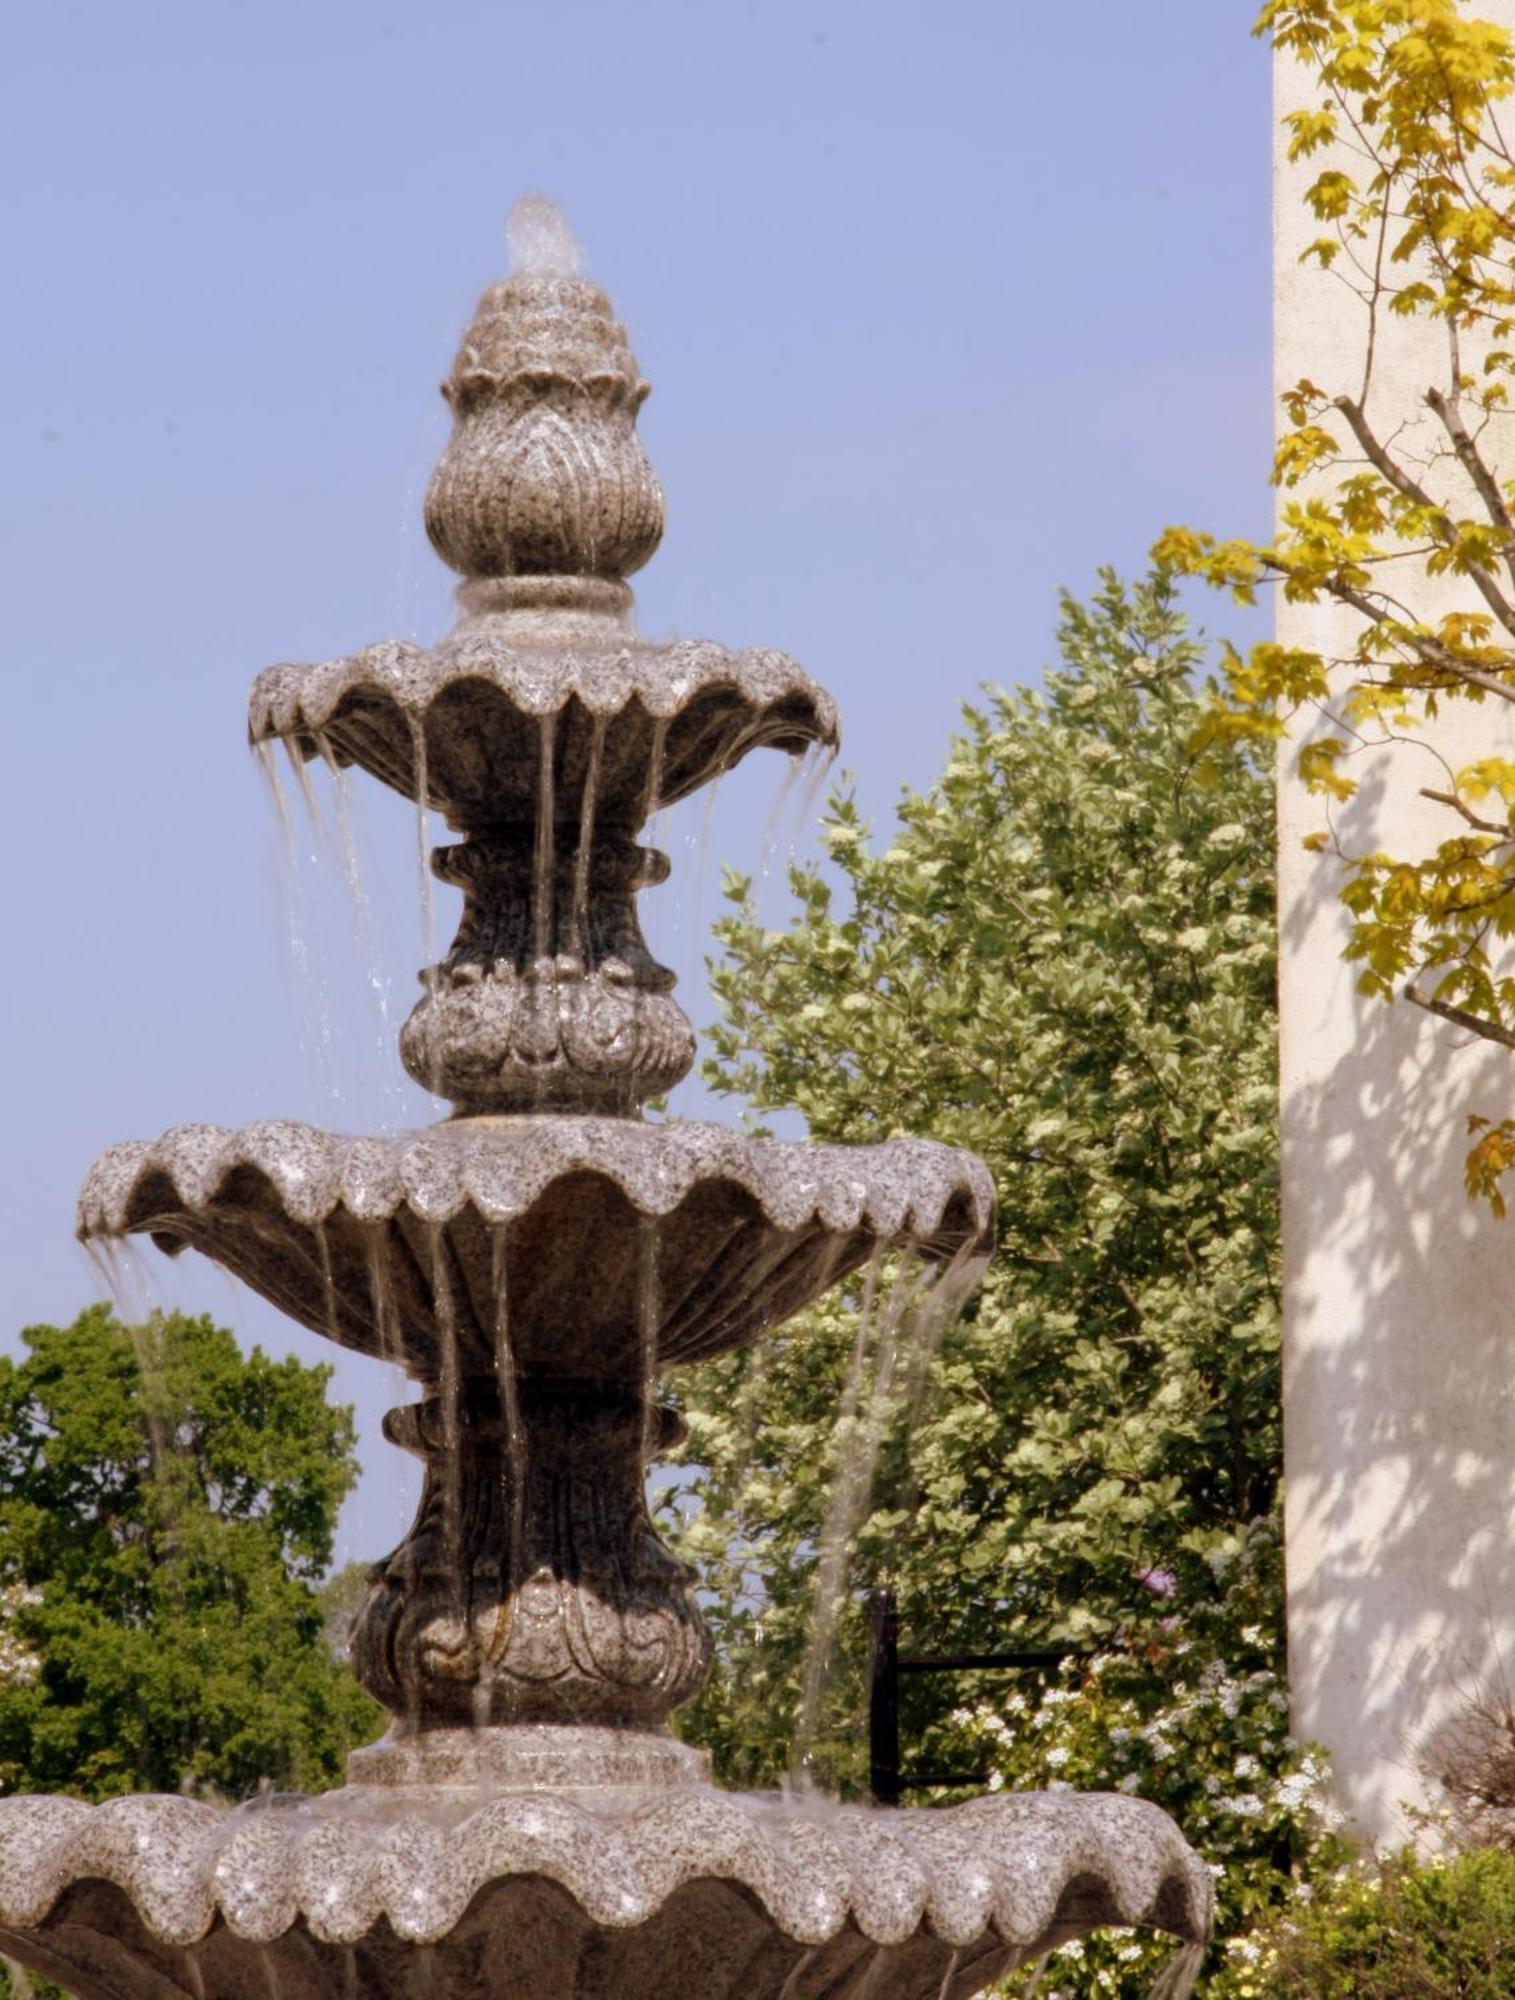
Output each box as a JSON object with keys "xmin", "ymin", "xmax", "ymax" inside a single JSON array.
[
  {"xmin": 351, "ymin": 1381, "xmax": 710, "ymax": 1731},
  {"xmin": 400, "ymin": 831, "xmax": 694, "ymax": 1116}
]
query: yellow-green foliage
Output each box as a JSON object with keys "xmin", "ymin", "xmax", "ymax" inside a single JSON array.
[{"xmin": 1160, "ymin": 1, "xmax": 1515, "ymax": 1210}]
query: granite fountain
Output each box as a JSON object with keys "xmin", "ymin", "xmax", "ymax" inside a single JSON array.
[{"xmin": 0, "ymin": 200, "xmax": 1213, "ymax": 1998}]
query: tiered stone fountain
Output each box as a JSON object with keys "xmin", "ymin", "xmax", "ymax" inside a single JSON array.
[{"xmin": 0, "ymin": 202, "xmax": 1211, "ymax": 1998}]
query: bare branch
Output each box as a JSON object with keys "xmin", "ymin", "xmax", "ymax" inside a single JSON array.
[
  {"xmin": 1279, "ymin": 563, "xmax": 1515, "ymax": 703},
  {"xmin": 1425, "ymin": 383, "xmax": 1515, "ymax": 566},
  {"xmin": 1334, "ymin": 392, "xmax": 1515, "ymax": 635},
  {"xmin": 1405, "ymin": 983, "xmax": 1515, "ymax": 1051},
  {"xmin": 1420, "ymin": 786, "xmax": 1515, "ymax": 838}
]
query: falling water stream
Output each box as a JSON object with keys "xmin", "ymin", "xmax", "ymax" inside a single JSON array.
[
  {"xmin": 426, "ymin": 1222, "xmax": 465, "ymax": 1621},
  {"xmin": 365, "ymin": 1227, "xmax": 404, "ymax": 1373},
  {"xmin": 774, "ymin": 1948, "xmax": 816, "ymax": 2000},
  {"xmin": 254, "ymin": 738, "xmax": 414, "ymax": 1129},
  {"xmin": 753, "ymin": 743, "xmax": 836, "ymax": 923},
  {"xmin": 260, "ymin": 741, "xmax": 340, "ymax": 1110},
  {"xmin": 637, "ymin": 1216, "xmax": 662, "ymax": 1466},
  {"xmin": 314, "ymin": 1222, "xmax": 340, "ymax": 1352},
  {"xmin": 132, "ymin": 720, "xmax": 945, "ymax": 1799},
  {"xmin": 571, "ymin": 714, "xmax": 606, "ymax": 959},
  {"xmin": 791, "ymin": 1245, "xmax": 923, "ymax": 1780},
  {"xmin": 233, "ymin": 712, "xmax": 971, "ymax": 1801},
  {"xmin": 408, "ymin": 718, "xmax": 437, "ymax": 979},
  {"xmin": 643, "ymin": 716, "xmax": 669, "ymax": 836},
  {"xmin": 533, "ymin": 713, "xmax": 557, "ymax": 966},
  {"xmin": 88, "ymin": 1239, "xmax": 171, "ymax": 1480},
  {"xmin": 315, "ymin": 732, "xmax": 400, "ymax": 1080},
  {"xmin": 752, "ymin": 751, "xmax": 805, "ymax": 909},
  {"xmin": 489, "ymin": 1226, "xmax": 527, "ymax": 1585}
]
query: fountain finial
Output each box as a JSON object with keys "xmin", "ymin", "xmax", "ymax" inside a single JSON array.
[{"xmin": 424, "ymin": 198, "xmax": 664, "ymax": 589}]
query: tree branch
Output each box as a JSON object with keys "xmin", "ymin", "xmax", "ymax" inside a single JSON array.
[
  {"xmin": 1425, "ymin": 384, "xmax": 1515, "ymax": 580},
  {"xmin": 1405, "ymin": 982, "xmax": 1515, "ymax": 1051},
  {"xmin": 1268, "ymin": 557, "xmax": 1515, "ymax": 705},
  {"xmin": 1333, "ymin": 393, "xmax": 1515, "ymax": 636},
  {"xmin": 1420, "ymin": 786, "xmax": 1515, "ymax": 838}
]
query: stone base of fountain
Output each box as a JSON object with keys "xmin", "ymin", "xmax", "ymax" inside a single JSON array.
[
  {"xmin": 0, "ymin": 1769, "xmax": 1212, "ymax": 2000},
  {"xmin": 345, "ymin": 1723, "xmax": 711, "ymax": 1791}
]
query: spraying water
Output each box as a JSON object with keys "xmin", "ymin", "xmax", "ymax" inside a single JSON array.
[{"xmin": 506, "ymin": 195, "xmax": 584, "ymax": 279}]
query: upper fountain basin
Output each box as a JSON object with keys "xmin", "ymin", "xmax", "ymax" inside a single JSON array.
[
  {"xmin": 78, "ymin": 1117, "xmax": 994, "ymax": 1383},
  {"xmin": 248, "ymin": 593, "xmax": 839, "ymax": 833}
]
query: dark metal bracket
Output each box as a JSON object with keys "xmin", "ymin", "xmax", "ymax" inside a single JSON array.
[{"xmin": 866, "ymin": 1587, "xmax": 1084, "ymax": 1805}]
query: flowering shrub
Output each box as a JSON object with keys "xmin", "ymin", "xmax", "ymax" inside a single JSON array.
[
  {"xmin": 0, "ymin": 1585, "xmax": 41, "ymax": 1692},
  {"xmin": 1207, "ymin": 1847, "xmax": 1515, "ymax": 1998},
  {"xmin": 913, "ymin": 1519, "xmax": 1349, "ymax": 1995},
  {"xmin": 668, "ymin": 576, "xmax": 1344, "ymax": 1991}
]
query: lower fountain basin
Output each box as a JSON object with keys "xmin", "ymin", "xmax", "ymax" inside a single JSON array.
[
  {"xmin": 0, "ymin": 1777, "xmax": 1210, "ymax": 2000},
  {"xmin": 78, "ymin": 1117, "xmax": 994, "ymax": 1380}
]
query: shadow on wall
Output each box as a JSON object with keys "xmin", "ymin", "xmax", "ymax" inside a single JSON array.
[{"xmin": 1281, "ymin": 757, "xmax": 1515, "ymax": 1845}]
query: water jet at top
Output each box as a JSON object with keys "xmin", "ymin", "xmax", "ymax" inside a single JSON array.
[
  {"xmin": 0, "ymin": 198, "xmax": 1212, "ymax": 1999},
  {"xmin": 506, "ymin": 194, "xmax": 585, "ymax": 279}
]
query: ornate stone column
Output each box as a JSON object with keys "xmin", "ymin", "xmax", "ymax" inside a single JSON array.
[{"xmin": 350, "ymin": 1382, "xmax": 708, "ymax": 1737}]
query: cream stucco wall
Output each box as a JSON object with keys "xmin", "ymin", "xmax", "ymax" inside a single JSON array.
[{"xmin": 1275, "ymin": 19, "xmax": 1515, "ymax": 1845}]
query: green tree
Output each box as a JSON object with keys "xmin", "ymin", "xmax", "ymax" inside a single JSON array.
[
  {"xmin": 668, "ymin": 572, "xmax": 1341, "ymax": 1992},
  {"xmin": 0, "ymin": 1304, "xmax": 380, "ymax": 1800},
  {"xmin": 1158, "ymin": 0, "xmax": 1515, "ymax": 1209}
]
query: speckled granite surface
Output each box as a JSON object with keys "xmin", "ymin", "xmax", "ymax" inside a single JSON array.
[
  {"xmin": 0, "ymin": 1782, "xmax": 1211, "ymax": 2000},
  {"xmin": 248, "ymin": 251, "xmax": 838, "ymax": 830},
  {"xmin": 250, "ymin": 623, "xmax": 838, "ymax": 829},
  {"xmin": 79, "ymin": 1115, "xmax": 995, "ymax": 1378}
]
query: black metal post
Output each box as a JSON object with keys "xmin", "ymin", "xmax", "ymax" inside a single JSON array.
[{"xmin": 867, "ymin": 1587, "xmax": 900, "ymax": 1806}]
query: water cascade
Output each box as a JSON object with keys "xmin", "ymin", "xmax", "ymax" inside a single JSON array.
[{"xmin": 0, "ymin": 203, "xmax": 1212, "ymax": 1999}]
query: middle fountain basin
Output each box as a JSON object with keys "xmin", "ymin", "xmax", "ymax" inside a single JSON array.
[{"xmin": 78, "ymin": 1117, "xmax": 995, "ymax": 1380}]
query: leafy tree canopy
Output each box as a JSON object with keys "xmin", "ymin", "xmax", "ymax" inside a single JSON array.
[
  {"xmin": 666, "ymin": 572, "xmax": 1339, "ymax": 1992},
  {"xmin": 0, "ymin": 1305, "xmax": 380, "ymax": 1800}
]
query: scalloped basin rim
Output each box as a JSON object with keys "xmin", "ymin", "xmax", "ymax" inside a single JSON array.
[
  {"xmin": 77, "ymin": 1117, "xmax": 997, "ymax": 1249},
  {"xmin": 0, "ymin": 1787, "xmax": 1212, "ymax": 1955},
  {"xmin": 247, "ymin": 636, "xmax": 841, "ymax": 737}
]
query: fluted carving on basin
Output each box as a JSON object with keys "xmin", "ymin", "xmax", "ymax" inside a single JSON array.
[
  {"xmin": 78, "ymin": 1119, "xmax": 996, "ymax": 1379},
  {"xmin": 0, "ymin": 1787, "xmax": 1212, "ymax": 2000},
  {"xmin": 403, "ymin": 962, "xmax": 695, "ymax": 1115},
  {"xmin": 248, "ymin": 633, "xmax": 839, "ymax": 828},
  {"xmin": 352, "ymin": 1384, "xmax": 710, "ymax": 1729}
]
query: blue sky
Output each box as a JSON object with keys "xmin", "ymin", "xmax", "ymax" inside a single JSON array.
[{"xmin": 1, "ymin": 0, "xmax": 1272, "ymax": 1559}]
